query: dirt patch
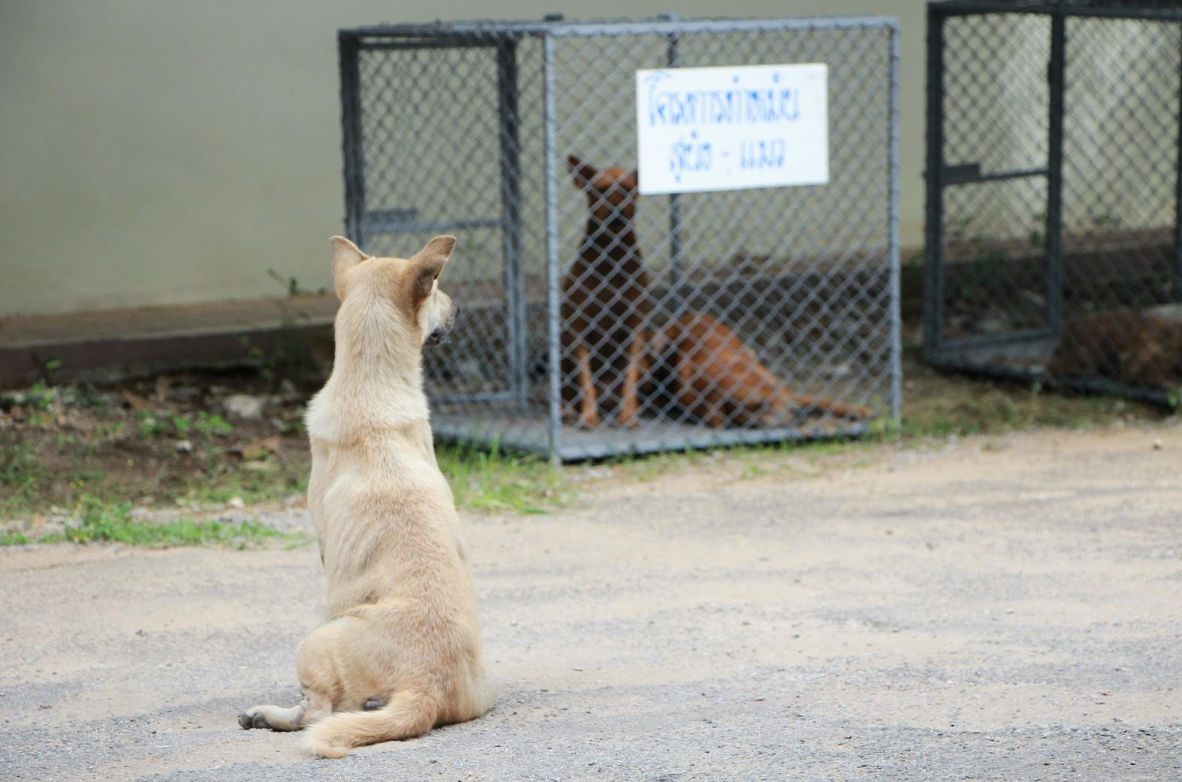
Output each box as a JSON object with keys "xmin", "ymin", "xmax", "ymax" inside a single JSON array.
[
  {"xmin": 0, "ymin": 370, "xmax": 313, "ymax": 536},
  {"xmin": 1, "ymin": 344, "xmax": 1172, "ymax": 539}
]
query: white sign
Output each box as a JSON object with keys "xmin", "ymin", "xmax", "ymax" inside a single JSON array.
[{"xmin": 635, "ymin": 63, "xmax": 829, "ymax": 195}]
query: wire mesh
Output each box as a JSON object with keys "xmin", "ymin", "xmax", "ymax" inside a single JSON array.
[
  {"xmin": 925, "ymin": 2, "xmax": 1182, "ymax": 406},
  {"xmin": 340, "ymin": 17, "xmax": 901, "ymax": 461}
]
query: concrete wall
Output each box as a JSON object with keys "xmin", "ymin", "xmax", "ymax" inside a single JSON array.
[{"xmin": 0, "ymin": 1, "xmax": 925, "ymax": 318}]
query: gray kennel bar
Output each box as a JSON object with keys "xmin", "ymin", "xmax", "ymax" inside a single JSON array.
[
  {"xmin": 924, "ymin": 1, "xmax": 1182, "ymax": 406},
  {"xmin": 339, "ymin": 16, "xmax": 901, "ymax": 462}
]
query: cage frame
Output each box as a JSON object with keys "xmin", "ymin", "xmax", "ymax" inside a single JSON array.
[{"xmin": 338, "ymin": 16, "xmax": 902, "ymax": 462}]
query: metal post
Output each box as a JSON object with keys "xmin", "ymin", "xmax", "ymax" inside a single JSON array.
[
  {"xmin": 922, "ymin": 5, "xmax": 946, "ymax": 361},
  {"xmin": 497, "ymin": 38, "xmax": 528, "ymax": 407},
  {"xmin": 662, "ymin": 13, "xmax": 685, "ymax": 318},
  {"xmin": 1046, "ymin": 12, "xmax": 1066, "ymax": 335},
  {"xmin": 887, "ymin": 21, "xmax": 902, "ymax": 423},
  {"xmin": 1174, "ymin": 28, "xmax": 1182, "ymax": 302},
  {"xmin": 338, "ymin": 31, "xmax": 366, "ymax": 243},
  {"xmin": 543, "ymin": 34, "xmax": 562, "ymax": 467}
]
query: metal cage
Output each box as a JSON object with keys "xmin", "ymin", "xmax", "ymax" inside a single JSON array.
[
  {"xmin": 339, "ymin": 16, "xmax": 901, "ymax": 461},
  {"xmin": 924, "ymin": 0, "xmax": 1182, "ymax": 406}
]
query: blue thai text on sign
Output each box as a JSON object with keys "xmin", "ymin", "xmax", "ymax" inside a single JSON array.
[{"xmin": 635, "ymin": 63, "xmax": 829, "ymax": 195}]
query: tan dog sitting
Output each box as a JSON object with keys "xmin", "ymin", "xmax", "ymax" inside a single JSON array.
[{"xmin": 238, "ymin": 235, "xmax": 497, "ymax": 758}]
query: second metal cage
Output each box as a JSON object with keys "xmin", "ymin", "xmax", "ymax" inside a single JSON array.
[{"xmin": 925, "ymin": 1, "xmax": 1182, "ymax": 406}]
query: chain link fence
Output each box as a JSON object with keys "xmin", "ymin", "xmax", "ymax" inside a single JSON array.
[
  {"xmin": 339, "ymin": 17, "xmax": 900, "ymax": 461},
  {"xmin": 924, "ymin": 1, "xmax": 1182, "ymax": 406}
]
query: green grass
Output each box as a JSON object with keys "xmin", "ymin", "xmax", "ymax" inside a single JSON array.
[
  {"xmin": 180, "ymin": 461, "xmax": 308, "ymax": 508},
  {"xmin": 137, "ymin": 410, "xmax": 232, "ymax": 440},
  {"xmin": 30, "ymin": 494, "xmax": 302, "ymax": 549},
  {"xmin": 438, "ymin": 440, "xmax": 567, "ymax": 514},
  {"xmin": 0, "ymin": 441, "xmax": 45, "ymax": 517},
  {"xmin": 896, "ymin": 376, "xmax": 1151, "ymax": 440},
  {"xmin": 2, "ymin": 359, "xmax": 1172, "ymax": 549}
]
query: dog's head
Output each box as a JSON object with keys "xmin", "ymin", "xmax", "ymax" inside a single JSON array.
[
  {"xmin": 568, "ymin": 155, "xmax": 639, "ymax": 226},
  {"xmin": 329, "ymin": 235, "xmax": 457, "ymax": 349}
]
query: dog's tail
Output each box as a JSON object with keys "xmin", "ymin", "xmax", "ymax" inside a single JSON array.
[{"xmin": 301, "ymin": 690, "xmax": 436, "ymax": 759}]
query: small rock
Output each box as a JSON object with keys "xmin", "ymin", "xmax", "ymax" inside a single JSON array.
[
  {"xmin": 175, "ymin": 439, "xmax": 193, "ymax": 454},
  {"xmin": 226, "ymin": 496, "xmax": 245, "ymax": 510},
  {"xmin": 170, "ymin": 385, "xmax": 201, "ymax": 403},
  {"xmin": 119, "ymin": 389, "xmax": 152, "ymax": 412},
  {"xmin": 1153, "ymin": 438, "xmax": 1164, "ymax": 450},
  {"xmin": 224, "ymin": 394, "xmax": 265, "ymax": 420},
  {"xmin": 154, "ymin": 375, "xmax": 172, "ymax": 403},
  {"xmin": 276, "ymin": 378, "xmax": 301, "ymax": 401}
]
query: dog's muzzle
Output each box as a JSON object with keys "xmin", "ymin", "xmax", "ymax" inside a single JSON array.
[{"xmin": 424, "ymin": 308, "xmax": 457, "ymax": 348}]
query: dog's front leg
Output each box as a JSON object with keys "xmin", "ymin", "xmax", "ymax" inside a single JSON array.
[
  {"xmin": 574, "ymin": 345, "xmax": 600, "ymax": 429},
  {"xmin": 618, "ymin": 336, "xmax": 644, "ymax": 428}
]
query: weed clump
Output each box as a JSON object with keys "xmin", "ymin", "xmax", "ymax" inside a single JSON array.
[{"xmin": 42, "ymin": 494, "xmax": 297, "ymax": 549}]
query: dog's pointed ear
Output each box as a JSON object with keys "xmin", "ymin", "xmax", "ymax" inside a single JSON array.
[
  {"xmin": 568, "ymin": 155, "xmax": 597, "ymax": 191},
  {"xmin": 330, "ymin": 236, "xmax": 369, "ymax": 300},
  {"xmin": 411, "ymin": 235, "xmax": 455, "ymax": 301}
]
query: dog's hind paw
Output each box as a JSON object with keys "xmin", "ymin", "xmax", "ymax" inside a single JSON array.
[{"xmin": 301, "ymin": 728, "xmax": 353, "ymax": 759}]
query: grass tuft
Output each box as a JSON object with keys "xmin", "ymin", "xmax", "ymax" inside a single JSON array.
[
  {"xmin": 437, "ymin": 439, "xmax": 567, "ymax": 514},
  {"xmin": 28, "ymin": 494, "xmax": 301, "ymax": 549}
]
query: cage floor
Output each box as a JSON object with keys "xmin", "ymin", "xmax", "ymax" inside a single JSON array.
[
  {"xmin": 927, "ymin": 336, "xmax": 1175, "ymax": 407},
  {"xmin": 431, "ymin": 405, "xmax": 870, "ymax": 462}
]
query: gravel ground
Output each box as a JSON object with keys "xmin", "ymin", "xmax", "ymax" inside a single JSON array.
[{"xmin": 2, "ymin": 425, "xmax": 1181, "ymax": 781}]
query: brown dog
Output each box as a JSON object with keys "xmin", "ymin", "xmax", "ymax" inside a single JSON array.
[
  {"xmin": 561, "ymin": 156, "xmax": 652, "ymax": 428},
  {"xmin": 645, "ymin": 312, "xmax": 873, "ymax": 427},
  {"xmin": 564, "ymin": 156, "xmax": 872, "ymax": 429},
  {"xmin": 1048, "ymin": 305, "xmax": 1182, "ymax": 391},
  {"xmin": 238, "ymin": 236, "xmax": 496, "ymax": 758}
]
